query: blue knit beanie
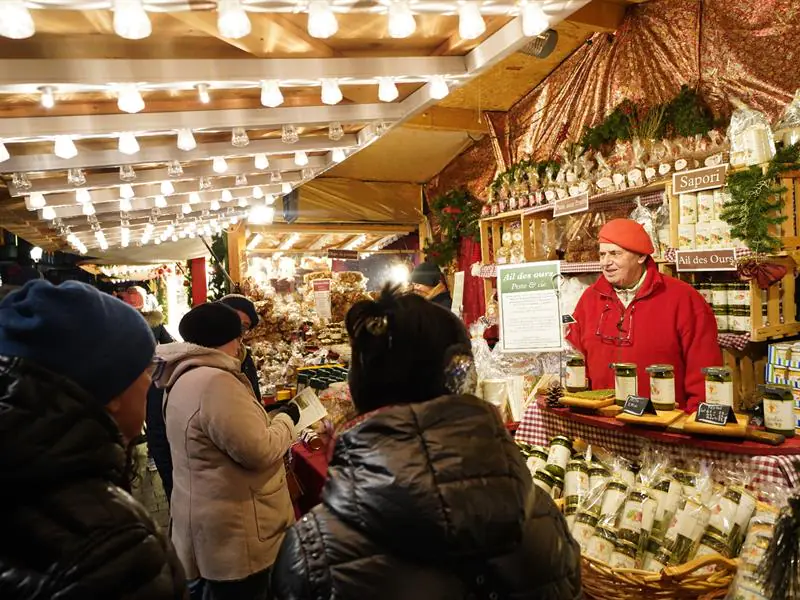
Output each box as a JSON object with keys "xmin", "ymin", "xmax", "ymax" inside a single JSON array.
[{"xmin": 0, "ymin": 280, "xmax": 156, "ymax": 404}]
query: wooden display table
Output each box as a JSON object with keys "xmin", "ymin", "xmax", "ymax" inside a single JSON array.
[{"xmin": 516, "ymin": 402, "xmax": 800, "ymax": 489}]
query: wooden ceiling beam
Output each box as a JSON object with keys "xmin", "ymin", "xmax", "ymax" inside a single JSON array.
[
  {"xmin": 248, "ymin": 223, "xmax": 417, "ymax": 235},
  {"xmin": 404, "ymin": 106, "xmax": 488, "ymax": 134},
  {"xmin": 565, "ymin": 0, "xmax": 627, "ymax": 32}
]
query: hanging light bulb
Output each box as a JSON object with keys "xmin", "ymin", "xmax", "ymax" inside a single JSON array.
[
  {"xmin": 320, "ymin": 79, "xmax": 343, "ymax": 105},
  {"xmin": 212, "ymin": 157, "xmax": 228, "ymax": 173},
  {"xmin": 119, "ymin": 197, "xmax": 133, "ymax": 212},
  {"xmin": 182, "ymin": 203, "xmax": 192, "ymax": 215},
  {"xmin": 113, "ymin": 0, "xmax": 151, "ymax": 40},
  {"xmin": 75, "ymin": 189, "xmax": 91, "ymax": 204},
  {"xmin": 328, "ymin": 121, "xmax": 344, "ymax": 141},
  {"xmin": 42, "ymin": 206, "xmax": 56, "ymax": 220},
  {"xmin": 0, "ymin": 140, "xmax": 8, "ymax": 163},
  {"xmin": 307, "ymin": 0, "xmax": 338, "ymax": 38},
  {"xmin": 199, "ymin": 176, "xmax": 213, "ymax": 191},
  {"xmin": 281, "ymin": 182, "xmax": 292, "ymax": 194},
  {"xmin": 388, "ymin": 0, "xmax": 416, "ymax": 38},
  {"xmin": 231, "ymin": 127, "xmax": 249, "ymax": 147},
  {"xmin": 28, "ymin": 192, "xmax": 46, "ymax": 209},
  {"xmin": 177, "ymin": 129, "xmax": 197, "ymax": 151},
  {"xmin": 119, "ymin": 165, "xmax": 136, "ymax": 182},
  {"xmin": 117, "ymin": 84, "xmax": 145, "ymax": 114},
  {"xmin": 210, "ymin": 199, "xmax": 221, "ymax": 211},
  {"xmin": 252, "ymin": 185, "xmax": 264, "ymax": 199},
  {"xmin": 12, "ymin": 172, "xmax": 31, "ymax": 191},
  {"xmin": 221, "ymin": 189, "xmax": 233, "ymax": 202},
  {"xmin": 53, "ymin": 136, "xmax": 78, "ymax": 159},
  {"xmin": 260, "ymin": 80, "xmax": 284, "ymax": 108},
  {"xmin": 118, "ymin": 132, "xmax": 140, "ymax": 155},
  {"xmin": 0, "ymin": 0, "xmax": 35, "ymax": 39},
  {"xmin": 248, "ymin": 203, "xmax": 275, "ymax": 225},
  {"xmin": 196, "ymin": 83, "xmax": 210, "ymax": 104},
  {"xmin": 377, "ymin": 77, "xmax": 399, "ymax": 102},
  {"xmin": 254, "ymin": 153, "xmax": 269, "ymax": 170},
  {"xmin": 235, "ymin": 174, "xmax": 248, "ymax": 187},
  {"xmin": 281, "ymin": 124, "xmax": 299, "ymax": 144},
  {"xmin": 270, "ymin": 171, "xmax": 282, "ymax": 183},
  {"xmin": 39, "ymin": 86, "xmax": 55, "ymax": 109},
  {"xmin": 189, "ymin": 191, "xmax": 201, "ymax": 204},
  {"xmin": 82, "ymin": 202, "xmax": 96, "ymax": 216},
  {"xmin": 294, "ymin": 151, "xmax": 309, "ymax": 166},
  {"xmin": 429, "ymin": 75, "xmax": 450, "ymax": 100},
  {"xmin": 161, "ymin": 180, "xmax": 175, "ymax": 195},
  {"xmin": 238, "ymin": 197, "xmax": 249, "ymax": 208},
  {"xmin": 217, "ymin": 0, "xmax": 251, "ymax": 39},
  {"xmin": 301, "ymin": 167, "xmax": 314, "ymax": 179},
  {"xmin": 332, "ymin": 148, "xmax": 346, "ymax": 163},
  {"xmin": 154, "ymin": 195, "xmax": 168, "ymax": 208},
  {"xmin": 168, "ymin": 160, "xmax": 184, "ymax": 177},
  {"xmin": 119, "ymin": 183, "xmax": 135, "ymax": 199},
  {"xmin": 458, "ymin": 2, "xmax": 486, "ymax": 40},
  {"xmin": 121, "ymin": 227, "xmax": 130, "ymax": 247},
  {"xmin": 520, "ymin": 0, "xmax": 550, "ymax": 37},
  {"xmin": 66, "ymin": 168, "xmax": 85, "ymax": 187}
]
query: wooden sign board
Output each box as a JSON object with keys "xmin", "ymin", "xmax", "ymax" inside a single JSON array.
[
  {"xmin": 327, "ymin": 249, "xmax": 359, "ymax": 260},
  {"xmin": 553, "ymin": 192, "xmax": 589, "ymax": 218},
  {"xmin": 622, "ymin": 395, "xmax": 658, "ymax": 417},
  {"xmin": 675, "ymin": 249, "xmax": 737, "ymax": 272},
  {"xmin": 695, "ymin": 402, "xmax": 737, "ymax": 426},
  {"xmin": 672, "ymin": 164, "xmax": 728, "ymax": 195}
]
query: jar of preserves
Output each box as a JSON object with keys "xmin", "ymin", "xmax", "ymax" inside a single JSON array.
[
  {"xmin": 565, "ymin": 353, "xmax": 588, "ymax": 393},
  {"xmin": 727, "ymin": 283, "xmax": 750, "ymax": 307},
  {"xmin": 545, "ymin": 436, "xmax": 573, "ymax": 478},
  {"xmin": 586, "ymin": 527, "xmax": 617, "ymax": 563},
  {"xmin": 703, "ymin": 367, "xmax": 734, "ymax": 407},
  {"xmin": 711, "ymin": 283, "xmax": 729, "ymax": 308},
  {"xmin": 564, "ymin": 460, "xmax": 590, "ymax": 505},
  {"xmin": 589, "ymin": 465, "xmax": 611, "ymax": 492},
  {"xmin": 611, "ymin": 363, "xmax": 638, "ymax": 407},
  {"xmin": 525, "ymin": 446, "xmax": 550, "ymax": 476},
  {"xmin": 571, "ymin": 511, "xmax": 599, "ymax": 552},
  {"xmin": 761, "ymin": 384, "xmax": 796, "ymax": 437},
  {"xmin": 551, "ymin": 473, "xmax": 564, "ymax": 500},
  {"xmin": 646, "ymin": 364, "xmax": 676, "ymax": 411},
  {"xmin": 643, "ymin": 538, "xmax": 669, "ymax": 572},
  {"xmin": 713, "ymin": 305, "xmax": 730, "ymax": 333},
  {"xmin": 729, "ymin": 306, "xmax": 752, "ymax": 334},
  {"xmin": 600, "ymin": 479, "xmax": 629, "ymax": 519},
  {"xmin": 609, "ymin": 539, "xmax": 638, "ymax": 570},
  {"xmin": 695, "ymin": 532, "xmax": 731, "ymax": 575},
  {"xmin": 533, "ymin": 469, "xmax": 555, "ymax": 495}
]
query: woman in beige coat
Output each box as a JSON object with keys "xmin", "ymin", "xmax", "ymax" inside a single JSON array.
[{"xmin": 155, "ymin": 303, "xmax": 300, "ymax": 600}]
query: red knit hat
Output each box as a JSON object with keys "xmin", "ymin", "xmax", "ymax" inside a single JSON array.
[{"xmin": 598, "ymin": 219, "xmax": 654, "ymax": 255}]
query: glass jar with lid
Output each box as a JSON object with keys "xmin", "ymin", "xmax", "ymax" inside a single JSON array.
[
  {"xmin": 611, "ymin": 363, "xmax": 638, "ymax": 407},
  {"xmin": 565, "ymin": 353, "xmax": 588, "ymax": 393},
  {"xmin": 713, "ymin": 305, "xmax": 730, "ymax": 333},
  {"xmin": 646, "ymin": 364, "xmax": 676, "ymax": 411},
  {"xmin": 729, "ymin": 306, "xmax": 752, "ymax": 334},
  {"xmin": 761, "ymin": 384, "xmax": 795, "ymax": 437},
  {"xmin": 545, "ymin": 435, "xmax": 573, "ymax": 477},
  {"xmin": 702, "ymin": 367, "xmax": 734, "ymax": 407}
]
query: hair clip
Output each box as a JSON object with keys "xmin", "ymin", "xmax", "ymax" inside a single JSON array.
[
  {"xmin": 365, "ymin": 315, "xmax": 389, "ymax": 336},
  {"xmin": 444, "ymin": 353, "xmax": 477, "ymax": 396}
]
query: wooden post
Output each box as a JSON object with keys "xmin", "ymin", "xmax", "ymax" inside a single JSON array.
[
  {"xmin": 189, "ymin": 257, "xmax": 207, "ymax": 306},
  {"xmin": 227, "ymin": 223, "xmax": 246, "ymax": 285}
]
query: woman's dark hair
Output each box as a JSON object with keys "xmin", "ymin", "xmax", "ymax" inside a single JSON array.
[{"xmin": 345, "ymin": 285, "xmax": 471, "ymax": 414}]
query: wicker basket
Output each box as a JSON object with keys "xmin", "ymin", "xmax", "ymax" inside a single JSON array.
[{"xmin": 580, "ymin": 553, "xmax": 737, "ymax": 600}]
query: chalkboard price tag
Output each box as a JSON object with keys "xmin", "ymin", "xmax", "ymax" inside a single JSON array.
[
  {"xmin": 562, "ymin": 314, "xmax": 577, "ymax": 325},
  {"xmin": 695, "ymin": 403, "xmax": 737, "ymax": 426},
  {"xmin": 622, "ymin": 395, "xmax": 657, "ymax": 417}
]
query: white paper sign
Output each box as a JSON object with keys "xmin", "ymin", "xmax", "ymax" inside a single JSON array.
[
  {"xmin": 497, "ymin": 261, "xmax": 563, "ymax": 353},
  {"xmin": 451, "ymin": 271, "xmax": 465, "ymax": 318},
  {"xmin": 290, "ymin": 387, "xmax": 328, "ymax": 436},
  {"xmin": 312, "ymin": 279, "xmax": 332, "ymax": 320}
]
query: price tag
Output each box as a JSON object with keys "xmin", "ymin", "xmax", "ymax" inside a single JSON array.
[
  {"xmin": 623, "ymin": 395, "xmax": 657, "ymax": 417},
  {"xmin": 561, "ymin": 314, "xmax": 577, "ymax": 325},
  {"xmin": 695, "ymin": 402, "xmax": 737, "ymax": 426}
]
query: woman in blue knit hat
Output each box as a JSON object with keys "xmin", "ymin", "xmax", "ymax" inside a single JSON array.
[{"xmin": 0, "ymin": 280, "xmax": 186, "ymax": 599}]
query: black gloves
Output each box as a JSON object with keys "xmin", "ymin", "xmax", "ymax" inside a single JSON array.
[{"xmin": 271, "ymin": 402, "xmax": 300, "ymax": 425}]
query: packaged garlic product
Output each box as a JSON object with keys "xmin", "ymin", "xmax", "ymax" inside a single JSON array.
[
  {"xmin": 678, "ymin": 224, "xmax": 696, "ymax": 250},
  {"xmin": 695, "ymin": 223, "xmax": 713, "ymax": 250},
  {"xmin": 697, "ymin": 192, "xmax": 715, "ymax": 223},
  {"xmin": 679, "ymin": 193, "xmax": 698, "ymax": 224}
]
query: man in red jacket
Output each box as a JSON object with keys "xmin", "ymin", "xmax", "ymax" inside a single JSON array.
[{"xmin": 566, "ymin": 219, "xmax": 721, "ymax": 413}]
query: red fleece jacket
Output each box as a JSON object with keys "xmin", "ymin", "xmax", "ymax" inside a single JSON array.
[{"xmin": 566, "ymin": 259, "xmax": 721, "ymax": 413}]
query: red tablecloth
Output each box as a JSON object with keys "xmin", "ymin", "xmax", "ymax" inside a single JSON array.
[{"xmin": 516, "ymin": 402, "xmax": 800, "ymax": 490}]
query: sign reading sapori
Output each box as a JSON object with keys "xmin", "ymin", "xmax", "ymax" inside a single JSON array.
[
  {"xmin": 672, "ymin": 164, "xmax": 728, "ymax": 195},
  {"xmin": 675, "ymin": 249, "xmax": 737, "ymax": 272}
]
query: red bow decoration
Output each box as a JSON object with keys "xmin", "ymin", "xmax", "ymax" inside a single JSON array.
[{"xmin": 737, "ymin": 259, "xmax": 788, "ymax": 290}]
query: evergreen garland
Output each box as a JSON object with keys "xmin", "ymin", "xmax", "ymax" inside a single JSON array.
[
  {"xmin": 720, "ymin": 142, "xmax": 800, "ymax": 254},
  {"xmin": 424, "ymin": 189, "xmax": 480, "ymax": 267},
  {"xmin": 208, "ymin": 233, "xmax": 230, "ymax": 300}
]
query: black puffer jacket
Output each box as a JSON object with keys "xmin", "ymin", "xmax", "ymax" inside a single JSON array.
[
  {"xmin": 271, "ymin": 394, "xmax": 581, "ymax": 600},
  {"xmin": 0, "ymin": 355, "xmax": 187, "ymax": 600}
]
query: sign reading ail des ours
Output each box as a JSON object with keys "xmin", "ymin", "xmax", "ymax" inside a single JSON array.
[{"xmin": 672, "ymin": 164, "xmax": 728, "ymax": 195}]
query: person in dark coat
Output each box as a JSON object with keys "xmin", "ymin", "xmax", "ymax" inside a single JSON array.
[
  {"xmin": 123, "ymin": 286, "xmax": 176, "ymax": 500},
  {"xmin": 411, "ymin": 260, "xmax": 453, "ymax": 310},
  {"xmin": 0, "ymin": 280, "xmax": 187, "ymax": 599},
  {"xmin": 271, "ymin": 286, "xmax": 581, "ymax": 600},
  {"xmin": 219, "ymin": 293, "xmax": 262, "ymax": 401}
]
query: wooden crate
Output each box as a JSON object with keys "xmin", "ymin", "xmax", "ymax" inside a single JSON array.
[
  {"xmin": 722, "ymin": 342, "xmax": 768, "ymax": 411},
  {"xmin": 748, "ymin": 255, "xmax": 799, "ymax": 341},
  {"xmin": 779, "ymin": 171, "xmax": 800, "ymax": 249}
]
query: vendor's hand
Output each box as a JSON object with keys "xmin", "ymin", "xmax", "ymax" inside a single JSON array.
[{"xmin": 272, "ymin": 402, "xmax": 300, "ymax": 425}]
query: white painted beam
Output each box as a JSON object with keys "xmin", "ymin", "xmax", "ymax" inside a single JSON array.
[
  {"xmin": 0, "ymin": 57, "xmax": 468, "ymax": 88},
  {"xmin": 2, "ymin": 134, "xmax": 358, "ymax": 173}
]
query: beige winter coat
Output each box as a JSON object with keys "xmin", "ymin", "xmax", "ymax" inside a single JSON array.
[{"xmin": 156, "ymin": 342, "xmax": 296, "ymax": 581}]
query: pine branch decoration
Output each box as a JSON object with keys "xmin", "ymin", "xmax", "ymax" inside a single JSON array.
[{"xmin": 720, "ymin": 142, "xmax": 800, "ymax": 255}]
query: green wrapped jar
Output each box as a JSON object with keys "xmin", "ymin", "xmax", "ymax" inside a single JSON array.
[
  {"xmin": 609, "ymin": 539, "xmax": 638, "ymax": 570},
  {"xmin": 545, "ymin": 435, "xmax": 573, "ymax": 478},
  {"xmin": 565, "ymin": 353, "xmax": 588, "ymax": 393},
  {"xmin": 612, "ymin": 363, "xmax": 638, "ymax": 407},
  {"xmin": 761, "ymin": 384, "xmax": 795, "ymax": 437},
  {"xmin": 694, "ymin": 532, "xmax": 731, "ymax": 575},
  {"xmin": 533, "ymin": 469, "xmax": 556, "ymax": 495},
  {"xmin": 564, "ymin": 460, "xmax": 589, "ymax": 505},
  {"xmin": 646, "ymin": 364, "xmax": 676, "ymax": 411}
]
